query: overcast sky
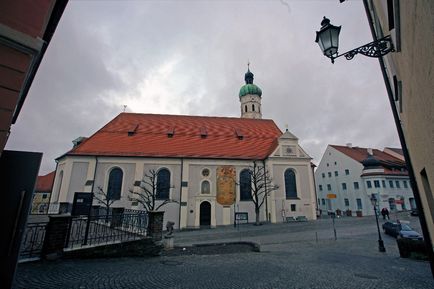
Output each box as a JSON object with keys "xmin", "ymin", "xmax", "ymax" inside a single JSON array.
[{"xmin": 7, "ymin": 0, "xmax": 400, "ymax": 175}]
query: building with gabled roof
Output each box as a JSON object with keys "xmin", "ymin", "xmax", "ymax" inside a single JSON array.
[
  {"xmin": 50, "ymin": 68, "xmax": 317, "ymax": 229},
  {"xmin": 30, "ymin": 171, "xmax": 55, "ymax": 214},
  {"xmin": 315, "ymin": 144, "xmax": 415, "ymax": 217}
]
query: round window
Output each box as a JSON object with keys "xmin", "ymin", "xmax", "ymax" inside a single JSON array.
[{"xmin": 202, "ymin": 168, "xmax": 210, "ymax": 177}]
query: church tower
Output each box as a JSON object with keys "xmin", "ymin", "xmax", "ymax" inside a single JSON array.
[{"xmin": 239, "ymin": 65, "xmax": 262, "ymax": 119}]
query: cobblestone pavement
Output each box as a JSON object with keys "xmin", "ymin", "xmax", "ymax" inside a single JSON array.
[{"xmin": 14, "ymin": 214, "xmax": 433, "ymax": 289}]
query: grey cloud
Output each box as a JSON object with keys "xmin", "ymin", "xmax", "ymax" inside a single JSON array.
[{"xmin": 6, "ymin": 0, "xmax": 400, "ymax": 173}]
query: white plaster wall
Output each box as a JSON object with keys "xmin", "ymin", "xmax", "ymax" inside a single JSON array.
[
  {"xmin": 315, "ymin": 146, "xmax": 368, "ymax": 216},
  {"xmin": 270, "ymin": 161, "xmax": 316, "ymax": 221},
  {"xmin": 51, "ymin": 155, "xmax": 316, "ymax": 229},
  {"xmin": 315, "ymin": 146, "xmax": 414, "ymax": 217},
  {"xmin": 240, "ymin": 94, "xmax": 262, "ymax": 119}
]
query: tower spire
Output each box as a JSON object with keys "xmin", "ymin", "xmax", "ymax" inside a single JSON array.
[
  {"xmin": 239, "ymin": 64, "xmax": 262, "ymax": 119},
  {"xmin": 244, "ymin": 62, "xmax": 254, "ymax": 84}
]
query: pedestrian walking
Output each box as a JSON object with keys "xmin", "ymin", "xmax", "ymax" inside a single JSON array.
[
  {"xmin": 385, "ymin": 208, "xmax": 390, "ymax": 220},
  {"xmin": 381, "ymin": 208, "xmax": 386, "ymax": 220}
]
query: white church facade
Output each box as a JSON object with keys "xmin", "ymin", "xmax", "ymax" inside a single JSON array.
[{"xmin": 49, "ymin": 68, "xmax": 317, "ymax": 229}]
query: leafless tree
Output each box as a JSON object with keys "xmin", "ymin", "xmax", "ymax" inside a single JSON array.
[
  {"xmin": 128, "ymin": 169, "xmax": 177, "ymax": 212},
  {"xmin": 245, "ymin": 161, "xmax": 279, "ymax": 225},
  {"xmin": 93, "ymin": 186, "xmax": 117, "ymax": 220}
]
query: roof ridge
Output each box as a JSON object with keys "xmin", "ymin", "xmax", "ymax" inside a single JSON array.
[{"xmin": 119, "ymin": 112, "xmax": 275, "ymax": 122}]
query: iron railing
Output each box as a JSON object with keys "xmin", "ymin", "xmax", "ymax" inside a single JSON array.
[
  {"xmin": 66, "ymin": 212, "xmax": 148, "ymax": 249},
  {"xmin": 20, "ymin": 222, "xmax": 47, "ymax": 259}
]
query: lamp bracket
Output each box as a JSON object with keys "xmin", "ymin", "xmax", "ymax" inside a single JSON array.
[{"xmin": 331, "ymin": 35, "xmax": 394, "ymax": 63}]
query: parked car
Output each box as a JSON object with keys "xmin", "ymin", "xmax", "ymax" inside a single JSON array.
[{"xmin": 382, "ymin": 221, "xmax": 423, "ymax": 240}]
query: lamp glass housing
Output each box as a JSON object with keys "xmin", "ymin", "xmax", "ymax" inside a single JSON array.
[{"xmin": 316, "ymin": 18, "xmax": 341, "ymax": 58}]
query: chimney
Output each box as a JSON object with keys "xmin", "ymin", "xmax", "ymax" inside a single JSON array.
[
  {"xmin": 72, "ymin": 137, "xmax": 86, "ymax": 148},
  {"xmin": 346, "ymin": 143, "xmax": 352, "ymax": 148},
  {"xmin": 367, "ymin": 148, "xmax": 373, "ymax": 155}
]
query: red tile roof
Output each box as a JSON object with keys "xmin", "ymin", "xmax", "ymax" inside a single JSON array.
[
  {"xmin": 36, "ymin": 171, "xmax": 55, "ymax": 192},
  {"xmin": 384, "ymin": 147, "xmax": 403, "ymax": 156},
  {"xmin": 330, "ymin": 145, "xmax": 405, "ymax": 165},
  {"xmin": 66, "ymin": 113, "xmax": 283, "ymax": 160}
]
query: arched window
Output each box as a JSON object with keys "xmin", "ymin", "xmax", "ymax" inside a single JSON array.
[
  {"xmin": 285, "ymin": 169, "xmax": 297, "ymax": 199},
  {"xmin": 240, "ymin": 169, "xmax": 252, "ymax": 200},
  {"xmin": 108, "ymin": 168, "xmax": 123, "ymax": 200},
  {"xmin": 157, "ymin": 168, "xmax": 170, "ymax": 199},
  {"xmin": 201, "ymin": 180, "xmax": 210, "ymax": 194},
  {"xmin": 252, "ymin": 104, "xmax": 255, "ymax": 111},
  {"xmin": 245, "ymin": 105, "xmax": 247, "ymax": 112}
]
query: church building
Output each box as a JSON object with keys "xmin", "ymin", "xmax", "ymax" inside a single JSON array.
[{"xmin": 50, "ymin": 68, "xmax": 317, "ymax": 229}]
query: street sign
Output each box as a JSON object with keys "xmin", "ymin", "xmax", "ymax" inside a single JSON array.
[{"xmin": 327, "ymin": 193, "xmax": 337, "ymax": 199}]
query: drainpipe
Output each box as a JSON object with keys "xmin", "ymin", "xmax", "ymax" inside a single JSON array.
[
  {"xmin": 363, "ymin": 0, "xmax": 434, "ymax": 277},
  {"xmin": 83, "ymin": 156, "xmax": 98, "ymax": 246},
  {"xmin": 49, "ymin": 161, "xmax": 59, "ymax": 206},
  {"xmin": 262, "ymin": 159, "xmax": 269, "ymax": 222},
  {"xmin": 90, "ymin": 156, "xmax": 98, "ymax": 194},
  {"xmin": 178, "ymin": 158, "xmax": 184, "ymax": 230}
]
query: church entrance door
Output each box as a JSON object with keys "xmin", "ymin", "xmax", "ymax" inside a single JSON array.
[{"xmin": 199, "ymin": 201, "xmax": 211, "ymax": 227}]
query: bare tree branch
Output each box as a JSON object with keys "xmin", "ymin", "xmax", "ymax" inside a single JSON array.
[
  {"xmin": 129, "ymin": 169, "xmax": 178, "ymax": 212},
  {"xmin": 244, "ymin": 160, "xmax": 279, "ymax": 225}
]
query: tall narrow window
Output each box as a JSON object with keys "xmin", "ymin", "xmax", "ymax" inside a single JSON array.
[
  {"xmin": 201, "ymin": 180, "xmax": 210, "ymax": 194},
  {"xmin": 387, "ymin": 0, "xmax": 395, "ymax": 30},
  {"xmin": 354, "ymin": 182, "xmax": 359, "ymax": 190},
  {"xmin": 240, "ymin": 169, "xmax": 252, "ymax": 200},
  {"xmin": 285, "ymin": 169, "xmax": 297, "ymax": 199},
  {"xmin": 252, "ymin": 104, "xmax": 255, "ymax": 111},
  {"xmin": 107, "ymin": 168, "xmax": 123, "ymax": 200},
  {"xmin": 157, "ymin": 169, "xmax": 170, "ymax": 199},
  {"xmin": 356, "ymin": 198, "xmax": 363, "ymax": 210},
  {"xmin": 245, "ymin": 105, "xmax": 247, "ymax": 112}
]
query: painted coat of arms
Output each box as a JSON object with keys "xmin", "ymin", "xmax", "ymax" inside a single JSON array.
[{"xmin": 216, "ymin": 166, "xmax": 236, "ymax": 206}]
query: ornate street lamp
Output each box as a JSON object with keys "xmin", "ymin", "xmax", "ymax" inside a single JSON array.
[
  {"xmin": 315, "ymin": 17, "xmax": 394, "ymax": 63},
  {"xmin": 370, "ymin": 194, "xmax": 386, "ymax": 252}
]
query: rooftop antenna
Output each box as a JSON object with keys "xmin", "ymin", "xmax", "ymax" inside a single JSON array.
[
  {"xmin": 285, "ymin": 124, "xmax": 289, "ymax": 131},
  {"xmin": 123, "ymin": 105, "xmax": 127, "ymax": 112},
  {"xmin": 247, "ymin": 60, "xmax": 250, "ymax": 71}
]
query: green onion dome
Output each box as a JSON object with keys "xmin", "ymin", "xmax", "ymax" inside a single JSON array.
[
  {"xmin": 239, "ymin": 83, "xmax": 262, "ymax": 97},
  {"xmin": 239, "ymin": 67, "xmax": 262, "ymax": 98}
]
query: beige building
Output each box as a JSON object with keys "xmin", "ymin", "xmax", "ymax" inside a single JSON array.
[
  {"xmin": 367, "ymin": 0, "xmax": 434, "ymax": 250},
  {"xmin": 50, "ymin": 69, "xmax": 317, "ymax": 229}
]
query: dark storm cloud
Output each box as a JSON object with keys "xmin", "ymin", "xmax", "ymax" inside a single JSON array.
[{"xmin": 6, "ymin": 0, "xmax": 400, "ymax": 174}]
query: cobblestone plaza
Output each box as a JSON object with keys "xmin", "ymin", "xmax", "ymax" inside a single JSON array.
[{"xmin": 14, "ymin": 214, "xmax": 433, "ymax": 289}]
